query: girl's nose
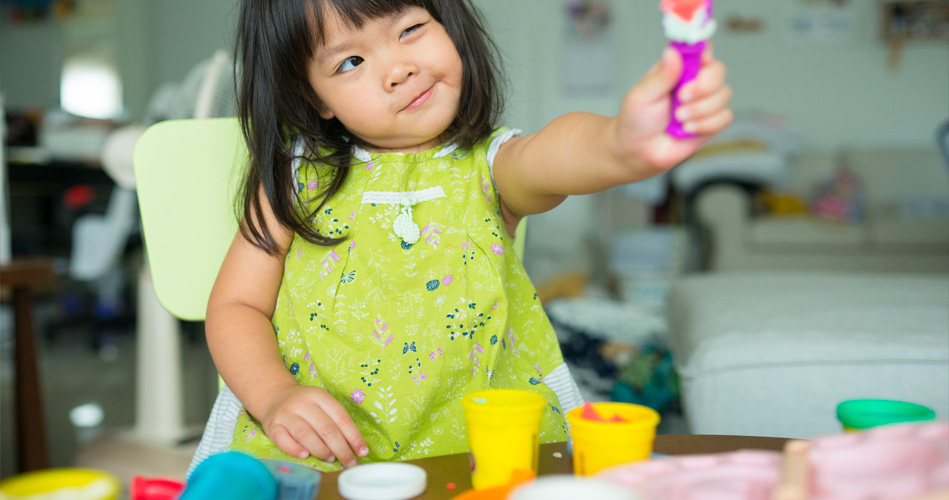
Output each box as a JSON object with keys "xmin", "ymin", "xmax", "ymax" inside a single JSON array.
[{"xmin": 385, "ymin": 59, "xmax": 418, "ymax": 89}]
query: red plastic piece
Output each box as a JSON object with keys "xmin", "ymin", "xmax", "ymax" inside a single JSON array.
[
  {"xmin": 131, "ymin": 476, "xmax": 185, "ymax": 500},
  {"xmin": 580, "ymin": 402, "xmax": 605, "ymax": 421},
  {"xmin": 63, "ymin": 184, "xmax": 95, "ymax": 210},
  {"xmin": 580, "ymin": 402, "xmax": 628, "ymax": 423}
]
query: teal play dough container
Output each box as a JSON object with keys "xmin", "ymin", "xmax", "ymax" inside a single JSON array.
[
  {"xmin": 836, "ymin": 399, "xmax": 937, "ymax": 432},
  {"xmin": 179, "ymin": 452, "xmax": 278, "ymax": 500}
]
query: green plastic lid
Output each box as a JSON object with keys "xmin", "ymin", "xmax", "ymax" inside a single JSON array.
[{"xmin": 836, "ymin": 399, "xmax": 936, "ymax": 430}]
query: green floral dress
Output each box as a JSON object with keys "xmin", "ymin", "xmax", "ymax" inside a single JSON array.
[{"xmin": 228, "ymin": 128, "xmax": 573, "ymax": 471}]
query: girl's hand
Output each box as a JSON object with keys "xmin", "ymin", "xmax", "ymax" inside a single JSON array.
[
  {"xmin": 259, "ymin": 385, "xmax": 369, "ymax": 468},
  {"xmin": 615, "ymin": 45, "xmax": 732, "ymax": 172}
]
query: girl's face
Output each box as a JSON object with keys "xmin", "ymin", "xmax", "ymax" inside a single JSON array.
[{"xmin": 307, "ymin": 5, "xmax": 463, "ymax": 153}]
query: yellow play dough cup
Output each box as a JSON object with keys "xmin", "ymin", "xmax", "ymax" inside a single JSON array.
[
  {"xmin": 0, "ymin": 468, "xmax": 120, "ymax": 499},
  {"xmin": 567, "ymin": 402, "xmax": 660, "ymax": 476},
  {"xmin": 462, "ymin": 389, "xmax": 546, "ymax": 490}
]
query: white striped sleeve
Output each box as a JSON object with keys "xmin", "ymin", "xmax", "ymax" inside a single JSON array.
[
  {"xmin": 291, "ymin": 136, "xmax": 306, "ymax": 195},
  {"xmin": 487, "ymin": 128, "xmax": 522, "ymax": 182},
  {"xmin": 186, "ymin": 385, "xmax": 242, "ymax": 477},
  {"xmin": 544, "ymin": 363, "xmax": 585, "ymax": 413}
]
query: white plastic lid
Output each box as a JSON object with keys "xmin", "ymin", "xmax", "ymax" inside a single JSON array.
[
  {"xmin": 508, "ymin": 476, "xmax": 640, "ymax": 500},
  {"xmin": 337, "ymin": 463, "xmax": 427, "ymax": 500}
]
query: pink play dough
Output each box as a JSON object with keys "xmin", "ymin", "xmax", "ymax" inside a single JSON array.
[
  {"xmin": 595, "ymin": 422, "xmax": 949, "ymax": 499},
  {"xmin": 808, "ymin": 421, "xmax": 949, "ymax": 500},
  {"xmin": 597, "ymin": 450, "xmax": 782, "ymax": 500}
]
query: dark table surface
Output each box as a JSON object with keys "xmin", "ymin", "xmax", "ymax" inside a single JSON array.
[{"xmin": 315, "ymin": 434, "xmax": 790, "ymax": 499}]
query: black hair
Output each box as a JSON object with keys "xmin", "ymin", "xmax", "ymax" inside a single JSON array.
[{"xmin": 235, "ymin": 0, "xmax": 504, "ymax": 255}]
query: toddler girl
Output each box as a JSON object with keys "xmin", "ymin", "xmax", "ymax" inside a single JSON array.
[{"xmin": 191, "ymin": 0, "xmax": 732, "ymax": 473}]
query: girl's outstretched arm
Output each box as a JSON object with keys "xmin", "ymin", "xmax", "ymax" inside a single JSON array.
[
  {"xmin": 493, "ymin": 46, "xmax": 731, "ymax": 219},
  {"xmin": 206, "ymin": 187, "xmax": 368, "ymax": 468}
]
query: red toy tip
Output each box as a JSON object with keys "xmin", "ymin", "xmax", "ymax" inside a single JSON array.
[
  {"xmin": 660, "ymin": 0, "xmax": 706, "ymax": 21},
  {"xmin": 580, "ymin": 402, "xmax": 605, "ymax": 421},
  {"xmin": 580, "ymin": 402, "xmax": 628, "ymax": 422}
]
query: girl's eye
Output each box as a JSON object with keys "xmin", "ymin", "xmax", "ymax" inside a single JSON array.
[
  {"xmin": 401, "ymin": 23, "xmax": 423, "ymax": 37},
  {"xmin": 337, "ymin": 56, "xmax": 363, "ymax": 73}
]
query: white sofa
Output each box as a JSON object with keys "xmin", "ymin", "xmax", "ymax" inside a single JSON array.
[
  {"xmin": 667, "ymin": 272, "xmax": 949, "ymax": 439},
  {"xmin": 693, "ymin": 148, "xmax": 949, "ymax": 274}
]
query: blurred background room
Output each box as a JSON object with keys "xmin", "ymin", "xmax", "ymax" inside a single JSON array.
[{"xmin": 1, "ymin": 0, "xmax": 947, "ymax": 493}]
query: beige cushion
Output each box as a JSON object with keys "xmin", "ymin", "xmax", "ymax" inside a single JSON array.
[
  {"xmin": 749, "ymin": 216, "xmax": 866, "ymax": 249},
  {"xmin": 870, "ymin": 218, "xmax": 949, "ymax": 247}
]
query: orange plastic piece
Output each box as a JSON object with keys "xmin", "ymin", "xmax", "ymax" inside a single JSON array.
[{"xmin": 449, "ymin": 469, "xmax": 535, "ymax": 500}]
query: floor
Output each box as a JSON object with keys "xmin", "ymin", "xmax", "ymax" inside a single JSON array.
[{"xmin": 0, "ymin": 293, "xmax": 219, "ymax": 486}]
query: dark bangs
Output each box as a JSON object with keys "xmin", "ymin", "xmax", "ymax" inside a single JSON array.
[{"xmin": 309, "ymin": 0, "xmax": 428, "ymax": 47}]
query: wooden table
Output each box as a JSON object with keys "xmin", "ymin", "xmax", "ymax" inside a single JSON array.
[
  {"xmin": 0, "ymin": 258, "xmax": 55, "ymax": 472},
  {"xmin": 316, "ymin": 434, "xmax": 789, "ymax": 499}
]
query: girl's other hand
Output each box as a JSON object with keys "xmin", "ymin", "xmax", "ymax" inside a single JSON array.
[
  {"xmin": 616, "ymin": 45, "xmax": 732, "ymax": 172},
  {"xmin": 259, "ymin": 385, "xmax": 369, "ymax": 468}
]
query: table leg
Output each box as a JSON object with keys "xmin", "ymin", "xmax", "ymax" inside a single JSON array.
[{"xmin": 13, "ymin": 285, "xmax": 49, "ymax": 471}]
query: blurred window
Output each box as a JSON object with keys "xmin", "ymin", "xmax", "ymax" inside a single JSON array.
[{"xmin": 61, "ymin": 47, "xmax": 122, "ymax": 119}]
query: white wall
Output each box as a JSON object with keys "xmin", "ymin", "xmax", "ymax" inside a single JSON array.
[
  {"xmin": 0, "ymin": 20, "xmax": 64, "ymax": 111},
  {"xmin": 0, "ymin": 0, "xmax": 238, "ymax": 120},
  {"xmin": 480, "ymin": 0, "xmax": 949, "ymax": 149},
  {"xmin": 2, "ymin": 0, "xmax": 944, "ymax": 147},
  {"xmin": 474, "ymin": 0, "xmax": 949, "ymax": 285}
]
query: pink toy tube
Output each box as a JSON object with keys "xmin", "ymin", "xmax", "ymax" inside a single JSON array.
[{"xmin": 660, "ymin": 0, "xmax": 715, "ymax": 139}]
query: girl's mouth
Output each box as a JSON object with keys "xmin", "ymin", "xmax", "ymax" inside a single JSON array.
[{"xmin": 402, "ymin": 86, "xmax": 434, "ymax": 111}]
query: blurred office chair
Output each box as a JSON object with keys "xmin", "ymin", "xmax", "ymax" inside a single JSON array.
[{"xmin": 72, "ymin": 53, "xmax": 237, "ymax": 485}]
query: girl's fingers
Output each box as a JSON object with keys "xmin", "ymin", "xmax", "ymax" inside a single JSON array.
[
  {"xmin": 302, "ymin": 396, "xmax": 365, "ymax": 468},
  {"xmin": 324, "ymin": 403, "xmax": 370, "ymax": 460},
  {"xmin": 684, "ymin": 107, "xmax": 734, "ymax": 136},
  {"xmin": 679, "ymin": 60, "xmax": 726, "ymax": 103},
  {"xmin": 702, "ymin": 42, "xmax": 715, "ymax": 64},
  {"xmin": 307, "ymin": 412, "xmax": 357, "ymax": 468},
  {"xmin": 676, "ymin": 85, "xmax": 732, "ymax": 124},
  {"xmin": 630, "ymin": 47, "xmax": 682, "ymax": 106},
  {"xmin": 270, "ymin": 425, "xmax": 319, "ymax": 461},
  {"xmin": 287, "ymin": 420, "xmax": 334, "ymax": 462}
]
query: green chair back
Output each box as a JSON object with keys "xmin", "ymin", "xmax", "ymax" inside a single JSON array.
[
  {"xmin": 134, "ymin": 118, "xmax": 526, "ymax": 322},
  {"xmin": 134, "ymin": 118, "xmax": 246, "ymax": 321}
]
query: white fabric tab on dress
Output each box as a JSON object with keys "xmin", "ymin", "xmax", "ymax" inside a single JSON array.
[
  {"xmin": 352, "ymin": 146, "xmax": 372, "ymax": 163},
  {"xmin": 433, "ymin": 143, "xmax": 459, "ymax": 158},
  {"xmin": 361, "ymin": 187, "xmax": 445, "ymax": 206},
  {"xmin": 291, "ymin": 136, "xmax": 306, "ymax": 194},
  {"xmin": 362, "ymin": 187, "xmax": 445, "ymax": 245}
]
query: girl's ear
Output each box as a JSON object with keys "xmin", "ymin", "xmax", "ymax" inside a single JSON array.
[
  {"xmin": 318, "ymin": 107, "xmax": 335, "ymax": 120},
  {"xmin": 306, "ymin": 90, "xmax": 335, "ymax": 119}
]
